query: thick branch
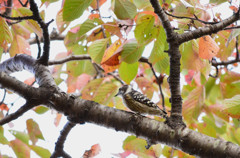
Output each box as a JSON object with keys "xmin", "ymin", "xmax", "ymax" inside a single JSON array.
[
  {"xmin": 0, "ymin": 72, "xmax": 52, "ymax": 105},
  {"xmin": 149, "ymin": 0, "xmax": 175, "ymax": 40},
  {"xmin": 0, "ymin": 55, "xmax": 240, "ymax": 157},
  {"xmin": 0, "ymin": 54, "xmax": 57, "ymax": 88},
  {"xmin": 49, "ymin": 92, "xmax": 240, "ymax": 158},
  {"xmin": 150, "ymin": 0, "xmax": 183, "ymax": 127}
]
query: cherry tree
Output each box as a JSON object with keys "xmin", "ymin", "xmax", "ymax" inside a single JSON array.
[{"xmin": 0, "ymin": 0, "xmax": 240, "ymax": 157}]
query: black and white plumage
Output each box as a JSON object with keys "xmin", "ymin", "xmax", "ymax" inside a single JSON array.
[{"xmin": 115, "ymin": 85, "xmax": 167, "ymax": 118}]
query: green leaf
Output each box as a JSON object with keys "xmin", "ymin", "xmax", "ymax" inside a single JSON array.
[
  {"xmin": 88, "ymin": 38, "xmax": 109, "ymax": 64},
  {"xmin": 123, "ymin": 136, "xmax": 161, "ymax": 157},
  {"xmin": 0, "ymin": 17, "xmax": 12, "ymax": 50},
  {"xmin": 182, "ymin": 86, "xmax": 205, "ymax": 123},
  {"xmin": 33, "ymin": 106, "xmax": 49, "ymax": 114},
  {"xmin": 223, "ymin": 95, "xmax": 240, "ymax": 118},
  {"xmin": 215, "ymin": 31, "xmax": 235, "ymax": 60},
  {"xmin": 114, "ymin": 0, "xmax": 137, "ymax": 20},
  {"xmin": 134, "ymin": 14, "xmax": 158, "ymax": 44},
  {"xmin": 26, "ymin": 119, "xmax": 44, "ymax": 145},
  {"xmin": 203, "ymin": 115, "xmax": 227, "ymax": 134},
  {"xmin": 56, "ymin": 9, "xmax": 70, "ymax": 34},
  {"xmin": 149, "ymin": 27, "xmax": 167, "ymax": 63},
  {"xmin": 133, "ymin": 0, "xmax": 151, "ymax": 9},
  {"xmin": 30, "ymin": 145, "xmax": 51, "ymax": 158},
  {"xmin": 63, "ymin": 0, "xmax": 93, "ymax": 21},
  {"xmin": 226, "ymin": 29, "xmax": 240, "ymax": 47},
  {"xmin": 0, "ymin": 126, "xmax": 9, "ymax": 145},
  {"xmin": 10, "ymin": 139, "xmax": 30, "ymax": 158},
  {"xmin": 93, "ymin": 83, "xmax": 118, "ymax": 105},
  {"xmin": 209, "ymin": 0, "xmax": 227, "ymax": 5},
  {"xmin": 9, "ymin": 130, "xmax": 29, "ymax": 145},
  {"xmin": 41, "ymin": 0, "xmax": 60, "ymax": 4},
  {"xmin": 119, "ymin": 62, "xmax": 138, "ymax": 84},
  {"xmin": 78, "ymin": 19, "xmax": 103, "ymax": 37},
  {"xmin": 82, "ymin": 78, "xmax": 104, "ymax": 100},
  {"xmin": 14, "ymin": 8, "xmax": 42, "ymax": 37},
  {"xmin": 120, "ymin": 39, "xmax": 145, "ymax": 64}
]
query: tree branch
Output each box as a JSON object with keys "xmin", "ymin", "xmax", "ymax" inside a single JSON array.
[
  {"xmin": 138, "ymin": 57, "xmax": 165, "ymax": 111},
  {"xmin": 49, "ymin": 92, "xmax": 240, "ymax": 158},
  {"xmin": 51, "ymin": 122, "xmax": 76, "ymax": 158},
  {"xmin": 178, "ymin": 9, "xmax": 240, "ymax": 44},
  {"xmin": 0, "ymin": 102, "xmax": 35, "ymax": 125},
  {"xmin": 150, "ymin": 0, "xmax": 183, "ymax": 127},
  {"xmin": 164, "ymin": 11, "xmax": 218, "ymax": 25},
  {"xmin": 0, "ymin": 55, "xmax": 240, "ymax": 157},
  {"xmin": 29, "ymin": 0, "xmax": 51, "ymax": 66}
]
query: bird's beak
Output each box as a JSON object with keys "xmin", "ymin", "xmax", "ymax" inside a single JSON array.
[{"xmin": 114, "ymin": 91, "xmax": 120, "ymax": 97}]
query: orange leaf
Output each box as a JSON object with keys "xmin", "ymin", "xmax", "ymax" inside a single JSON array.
[
  {"xmin": 0, "ymin": 103, "xmax": 9, "ymax": 111},
  {"xmin": 90, "ymin": 0, "xmax": 107, "ymax": 8},
  {"xmin": 88, "ymin": 13, "xmax": 100, "ymax": 20},
  {"xmin": 101, "ymin": 39, "xmax": 122, "ymax": 73},
  {"xmin": 199, "ymin": 35, "xmax": 219, "ymax": 60},
  {"xmin": 101, "ymin": 39, "xmax": 122, "ymax": 65},
  {"xmin": 24, "ymin": 77, "xmax": 35, "ymax": 85},
  {"xmin": 101, "ymin": 64, "xmax": 120, "ymax": 73},
  {"xmin": 229, "ymin": 6, "xmax": 238, "ymax": 13},
  {"xmin": 54, "ymin": 113, "xmax": 62, "ymax": 127}
]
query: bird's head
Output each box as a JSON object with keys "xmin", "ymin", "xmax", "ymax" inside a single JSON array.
[{"xmin": 115, "ymin": 85, "xmax": 132, "ymax": 97}]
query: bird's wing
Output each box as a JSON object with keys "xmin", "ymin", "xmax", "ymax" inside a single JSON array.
[{"xmin": 128, "ymin": 90, "xmax": 158, "ymax": 108}]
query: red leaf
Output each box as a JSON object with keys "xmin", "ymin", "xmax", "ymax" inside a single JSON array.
[
  {"xmin": 185, "ymin": 70, "xmax": 195, "ymax": 85},
  {"xmin": 24, "ymin": 77, "xmax": 35, "ymax": 85},
  {"xmin": 0, "ymin": 103, "xmax": 9, "ymax": 111}
]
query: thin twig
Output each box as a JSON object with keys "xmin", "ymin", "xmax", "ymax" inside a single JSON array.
[
  {"xmin": 36, "ymin": 34, "xmax": 41, "ymax": 59},
  {"xmin": 139, "ymin": 57, "xmax": 165, "ymax": 111},
  {"xmin": 164, "ymin": 11, "xmax": 218, "ymax": 25},
  {"xmin": 209, "ymin": 65, "xmax": 219, "ymax": 78},
  {"xmin": 48, "ymin": 55, "xmax": 91, "ymax": 65},
  {"xmin": 94, "ymin": 64, "xmax": 125, "ymax": 85},
  {"xmin": 51, "ymin": 122, "xmax": 76, "ymax": 158},
  {"xmin": 0, "ymin": 102, "xmax": 36, "ymax": 125},
  {"xmin": 97, "ymin": 0, "xmax": 107, "ymax": 39},
  {"xmin": 0, "ymin": 89, "xmax": 6, "ymax": 105},
  {"xmin": 212, "ymin": 36, "xmax": 240, "ymax": 67},
  {"xmin": 18, "ymin": 0, "xmax": 28, "ymax": 7},
  {"xmin": 29, "ymin": 0, "xmax": 51, "ymax": 65},
  {"xmin": 0, "ymin": 13, "xmax": 34, "ymax": 21}
]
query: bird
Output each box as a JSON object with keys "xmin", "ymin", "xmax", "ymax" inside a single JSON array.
[{"xmin": 115, "ymin": 85, "xmax": 167, "ymax": 118}]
